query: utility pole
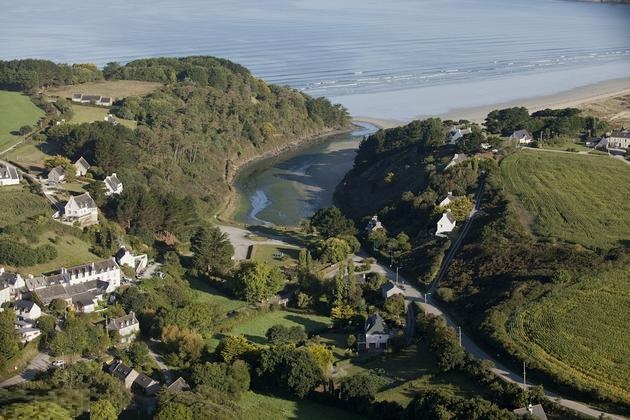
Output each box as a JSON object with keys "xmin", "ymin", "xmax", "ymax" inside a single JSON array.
[
  {"xmin": 424, "ymin": 292, "xmax": 431, "ymax": 303},
  {"xmin": 458, "ymin": 326, "xmax": 462, "ymax": 347},
  {"xmin": 523, "ymin": 361, "xmax": 527, "ymax": 388},
  {"xmin": 395, "ymin": 265, "xmax": 400, "ymax": 284}
]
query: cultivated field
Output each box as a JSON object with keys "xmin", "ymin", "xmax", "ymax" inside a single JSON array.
[
  {"xmin": 501, "ymin": 150, "xmax": 630, "ymax": 249},
  {"xmin": 0, "ymin": 91, "xmax": 44, "ymax": 151},
  {"xmin": 229, "ymin": 310, "xmax": 332, "ymax": 344},
  {"xmin": 0, "ymin": 187, "xmax": 52, "ymax": 227},
  {"xmin": 506, "ymin": 268, "xmax": 630, "ymax": 404},
  {"xmin": 46, "ymin": 80, "xmax": 162, "ymax": 99}
]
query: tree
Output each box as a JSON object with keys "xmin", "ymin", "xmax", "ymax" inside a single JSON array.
[
  {"xmin": 286, "ymin": 349, "xmax": 325, "ymax": 398},
  {"xmin": 318, "ymin": 237, "xmax": 350, "ymax": 264},
  {"xmin": 18, "ymin": 125, "xmax": 33, "ymax": 135},
  {"xmin": 457, "ymin": 127, "xmax": 484, "ymax": 154},
  {"xmin": 90, "ymin": 399, "xmax": 117, "ymax": 420},
  {"xmin": 154, "ymin": 402, "xmax": 194, "ymax": 420},
  {"xmin": 0, "ymin": 309, "xmax": 20, "ymax": 367},
  {"xmin": 161, "ymin": 325, "xmax": 204, "ymax": 365},
  {"xmin": 440, "ymin": 196, "xmax": 473, "ymax": 222},
  {"xmin": 190, "ymin": 225, "xmax": 234, "ymax": 275},
  {"xmin": 0, "ymin": 401, "xmax": 71, "ymax": 420},
  {"xmin": 340, "ymin": 373, "xmax": 379, "ymax": 401},
  {"xmin": 266, "ymin": 324, "xmax": 307, "ymax": 345},
  {"xmin": 128, "ymin": 341, "xmax": 150, "ymax": 367},
  {"xmin": 485, "ymin": 107, "xmax": 530, "ymax": 135},
  {"xmin": 217, "ymin": 335, "xmax": 257, "ymax": 363},
  {"xmin": 383, "ymin": 294, "xmax": 405, "ymax": 318},
  {"xmin": 306, "ymin": 343, "xmax": 333, "ymax": 376},
  {"xmin": 229, "ymin": 261, "xmax": 284, "ymax": 303},
  {"xmin": 191, "ymin": 360, "xmax": 250, "ymax": 398},
  {"xmin": 84, "ymin": 181, "xmax": 108, "ymax": 207},
  {"xmin": 310, "ymin": 207, "xmax": 356, "ymax": 239}
]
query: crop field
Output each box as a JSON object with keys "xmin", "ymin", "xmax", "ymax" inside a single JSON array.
[
  {"xmin": 69, "ymin": 104, "xmax": 136, "ymax": 129},
  {"xmin": 0, "ymin": 91, "xmax": 44, "ymax": 151},
  {"xmin": 501, "ymin": 150, "xmax": 630, "ymax": 249},
  {"xmin": 46, "ymin": 80, "xmax": 162, "ymax": 99},
  {"xmin": 0, "ymin": 187, "xmax": 52, "ymax": 227},
  {"xmin": 506, "ymin": 268, "xmax": 630, "ymax": 403},
  {"xmin": 230, "ymin": 310, "xmax": 332, "ymax": 344},
  {"xmin": 239, "ymin": 391, "xmax": 363, "ymax": 420}
]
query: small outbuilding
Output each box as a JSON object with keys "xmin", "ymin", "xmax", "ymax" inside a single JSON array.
[
  {"xmin": 381, "ymin": 282, "xmax": 404, "ymax": 299},
  {"xmin": 436, "ymin": 210, "xmax": 456, "ymax": 236},
  {"xmin": 48, "ymin": 166, "xmax": 65, "ymax": 184}
]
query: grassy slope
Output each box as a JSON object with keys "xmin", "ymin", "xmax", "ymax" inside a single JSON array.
[
  {"xmin": 230, "ymin": 310, "xmax": 331, "ymax": 344},
  {"xmin": 0, "ymin": 186, "xmax": 52, "ymax": 227},
  {"xmin": 69, "ymin": 104, "xmax": 136, "ymax": 129},
  {"xmin": 0, "ymin": 91, "xmax": 44, "ymax": 150},
  {"xmin": 16, "ymin": 231, "xmax": 99, "ymax": 275},
  {"xmin": 506, "ymin": 268, "xmax": 630, "ymax": 403},
  {"xmin": 239, "ymin": 391, "xmax": 364, "ymax": 420},
  {"xmin": 501, "ymin": 150, "xmax": 630, "ymax": 249}
]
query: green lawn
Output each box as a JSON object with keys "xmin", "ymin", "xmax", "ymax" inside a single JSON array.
[
  {"xmin": 70, "ymin": 104, "xmax": 136, "ymax": 129},
  {"xmin": 0, "ymin": 186, "xmax": 52, "ymax": 228},
  {"xmin": 239, "ymin": 391, "xmax": 364, "ymax": 420},
  {"xmin": 506, "ymin": 267, "xmax": 630, "ymax": 404},
  {"xmin": 338, "ymin": 343, "xmax": 484, "ymax": 407},
  {"xmin": 250, "ymin": 244, "xmax": 300, "ymax": 267},
  {"xmin": 187, "ymin": 276, "xmax": 248, "ymax": 313},
  {"xmin": 230, "ymin": 310, "xmax": 332, "ymax": 344},
  {"xmin": 501, "ymin": 150, "xmax": 630, "ymax": 249},
  {"xmin": 0, "ymin": 91, "xmax": 44, "ymax": 151}
]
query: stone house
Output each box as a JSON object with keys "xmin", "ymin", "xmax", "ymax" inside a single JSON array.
[{"xmin": 358, "ymin": 313, "xmax": 389, "ymax": 352}]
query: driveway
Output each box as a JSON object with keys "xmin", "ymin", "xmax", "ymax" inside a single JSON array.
[{"xmin": 0, "ymin": 352, "xmax": 50, "ymax": 388}]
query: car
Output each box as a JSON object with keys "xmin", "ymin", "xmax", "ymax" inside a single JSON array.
[{"xmin": 51, "ymin": 360, "xmax": 65, "ymax": 368}]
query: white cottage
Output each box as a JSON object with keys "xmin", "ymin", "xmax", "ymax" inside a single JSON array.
[
  {"xmin": 14, "ymin": 300, "xmax": 42, "ymax": 320},
  {"xmin": 436, "ymin": 210, "xmax": 456, "ymax": 236},
  {"xmin": 509, "ymin": 129, "xmax": 534, "ymax": 144},
  {"xmin": 74, "ymin": 157, "xmax": 91, "ymax": 177},
  {"xmin": 381, "ymin": 282, "xmax": 404, "ymax": 299},
  {"xmin": 115, "ymin": 247, "xmax": 147, "ymax": 275},
  {"xmin": 47, "ymin": 166, "xmax": 65, "ymax": 184},
  {"xmin": 64, "ymin": 192, "xmax": 98, "ymax": 226},
  {"xmin": 358, "ymin": 313, "xmax": 389, "ymax": 352},
  {"xmin": 104, "ymin": 173, "xmax": 123, "ymax": 196}
]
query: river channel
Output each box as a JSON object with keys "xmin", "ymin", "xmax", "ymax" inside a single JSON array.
[{"xmin": 231, "ymin": 122, "xmax": 376, "ymax": 227}]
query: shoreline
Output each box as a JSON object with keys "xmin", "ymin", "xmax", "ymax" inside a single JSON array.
[{"xmin": 353, "ymin": 77, "xmax": 630, "ymax": 129}]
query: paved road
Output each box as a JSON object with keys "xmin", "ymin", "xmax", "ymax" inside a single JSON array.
[
  {"xmin": 0, "ymin": 352, "xmax": 50, "ymax": 388},
  {"xmin": 218, "ymin": 225, "xmax": 300, "ymax": 260}
]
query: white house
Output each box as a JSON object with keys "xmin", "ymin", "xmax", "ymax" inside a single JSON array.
[
  {"xmin": 74, "ymin": 157, "xmax": 91, "ymax": 177},
  {"xmin": 64, "ymin": 192, "xmax": 98, "ymax": 226},
  {"xmin": 26, "ymin": 259, "xmax": 122, "ymax": 295},
  {"xmin": 381, "ymin": 282, "xmax": 404, "ymax": 299},
  {"xmin": 14, "ymin": 300, "xmax": 41, "ymax": 320},
  {"xmin": 104, "ymin": 173, "xmax": 123, "ymax": 196},
  {"xmin": 0, "ymin": 268, "xmax": 24, "ymax": 299},
  {"xmin": 436, "ymin": 210, "xmax": 457, "ymax": 236},
  {"xmin": 365, "ymin": 215, "xmax": 383, "ymax": 232},
  {"xmin": 448, "ymin": 127, "xmax": 471, "ymax": 144},
  {"xmin": 47, "ymin": 166, "xmax": 65, "ymax": 184},
  {"xmin": 19, "ymin": 327, "xmax": 41, "ymax": 343},
  {"xmin": 509, "ymin": 129, "xmax": 534, "ymax": 144},
  {"xmin": 72, "ymin": 94, "xmax": 113, "ymax": 107},
  {"xmin": 606, "ymin": 130, "xmax": 630, "ymax": 150},
  {"xmin": 115, "ymin": 247, "xmax": 148, "ymax": 275},
  {"xmin": 358, "ymin": 313, "xmax": 389, "ymax": 352},
  {"xmin": 0, "ymin": 283, "xmax": 11, "ymax": 307},
  {"xmin": 0, "ymin": 164, "xmax": 20, "ymax": 186},
  {"xmin": 107, "ymin": 311, "xmax": 140, "ymax": 343}
]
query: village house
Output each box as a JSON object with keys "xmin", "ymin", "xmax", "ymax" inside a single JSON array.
[
  {"xmin": 513, "ymin": 404, "xmax": 548, "ymax": 420},
  {"xmin": 18, "ymin": 327, "xmax": 42, "ymax": 343},
  {"xmin": 47, "ymin": 166, "xmax": 65, "ymax": 184},
  {"xmin": 0, "ymin": 163, "xmax": 20, "ymax": 186},
  {"xmin": 14, "ymin": 300, "xmax": 42, "ymax": 320},
  {"xmin": 606, "ymin": 130, "xmax": 630, "ymax": 150},
  {"xmin": 445, "ymin": 153, "xmax": 468, "ymax": 170},
  {"xmin": 358, "ymin": 313, "xmax": 389, "ymax": 352},
  {"xmin": 448, "ymin": 127, "xmax": 471, "ymax": 144},
  {"xmin": 509, "ymin": 129, "xmax": 534, "ymax": 144},
  {"xmin": 104, "ymin": 173, "xmax": 123, "ymax": 196},
  {"xmin": 115, "ymin": 247, "xmax": 148, "ymax": 275},
  {"xmin": 71, "ymin": 93, "xmax": 113, "ymax": 107},
  {"xmin": 585, "ymin": 138, "xmax": 600, "ymax": 148},
  {"xmin": 365, "ymin": 215, "xmax": 383, "ymax": 232},
  {"xmin": 74, "ymin": 156, "xmax": 91, "ymax": 177},
  {"xmin": 64, "ymin": 192, "xmax": 98, "ymax": 226},
  {"xmin": 167, "ymin": 377, "xmax": 191, "ymax": 393},
  {"xmin": 0, "ymin": 267, "xmax": 25, "ymax": 300},
  {"xmin": 107, "ymin": 311, "xmax": 140, "ymax": 343},
  {"xmin": 382, "ymin": 282, "xmax": 404, "ymax": 299},
  {"xmin": 0, "ymin": 283, "xmax": 11, "ymax": 307},
  {"xmin": 436, "ymin": 210, "xmax": 457, "ymax": 236},
  {"xmin": 438, "ymin": 191, "xmax": 459, "ymax": 207},
  {"xmin": 107, "ymin": 360, "xmax": 160, "ymax": 395},
  {"xmin": 133, "ymin": 373, "xmax": 161, "ymax": 396}
]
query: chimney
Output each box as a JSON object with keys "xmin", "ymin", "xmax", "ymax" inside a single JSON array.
[{"xmin": 527, "ymin": 404, "xmax": 533, "ymax": 414}]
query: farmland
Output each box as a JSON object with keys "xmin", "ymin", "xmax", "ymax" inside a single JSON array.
[
  {"xmin": 501, "ymin": 150, "xmax": 630, "ymax": 249},
  {"xmin": 505, "ymin": 268, "xmax": 630, "ymax": 404},
  {"xmin": 69, "ymin": 104, "xmax": 136, "ymax": 129},
  {"xmin": 0, "ymin": 90, "xmax": 44, "ymax": 151},
  {"xmin": 45, "ymin": 80, "xmax": 162, "ymax": 99}
]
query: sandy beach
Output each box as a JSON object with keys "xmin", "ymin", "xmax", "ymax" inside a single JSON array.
[{"xmin": 353, "ymin": 77, "xmax": 630, "ymax": 129}]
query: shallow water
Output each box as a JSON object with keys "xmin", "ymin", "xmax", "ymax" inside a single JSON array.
[
  {"xmin": 232, "ymin": 122, "xmax": 376, "ymax": 226},
  {"xmin": 1, "ymin": 0, "xmax": 629, "ymax": 118}
]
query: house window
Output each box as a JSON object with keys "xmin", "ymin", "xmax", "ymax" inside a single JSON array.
[{"xmin": 369, "ymin": 342, "xmax": 376, "ymax": 349}]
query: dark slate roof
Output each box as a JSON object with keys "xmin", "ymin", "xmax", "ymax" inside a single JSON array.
[
  {"xmin": 0, "ymin": 164, "xmax": 19, "ymax": 180},
  {"xmin": 72, "ymin": 93, "xmax": 83, "ymax": 99},
  {"xmin": 513, "ymin": 404, "xmax": 548, "ymax": 420},
  {"xmin": 74, "ymin": 156, "xmax": 91, "ymax": 171},
  {"xmin": 133, "ymin": 373, "xmax": 158, "ymax": 390},
  {"xmin": 107, "ymin": 312, "xmax": 138, "ymax": 331},
  {"xmin": 365, "ymin": 313, "xmax": 388, "ymax": 335},
  {"xmin": 99, "ymin": 97, "xmax": 112, "ymax": 102},
  {"xmin": 610, "ymin": 131, "xmax": 630, "ymax": 139},
  {"xmin": 83, "ymin": 95, "xmax": 101, "ymax": 102},
  {"xmin": 69, "ymin": 192, "xmax": 97, "ymax": 209},
  {"xmin": 108, "ymin": 360, "xmax": 136, "ymax": 380},
  {"xmin": 104, "ymin": 173, "xmax": 122, "ymax": 191},
  {"xmin": 0, "ymin": 270, "xmax": 21, "ymax": 285},
  {"xmin": 14, "ymin": 300, "xmax": 36, "ymax": 311},
  {"xmin": 382, "ymin": 282, "xmax": 402, "ymax": 295},
  {"xmin": 510, "ymin": 129, "xmax": 533, "ymax": 140},
  {"xmin": 166, "ymin": 377, "xmax": 191, "ymax": 393},
  {"xmin": 34, "ymin": 284, "xmax": 68, "ymax": 304}
]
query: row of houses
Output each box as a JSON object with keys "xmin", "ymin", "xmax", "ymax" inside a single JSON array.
[
  {"xmin": 48, "ymin": 157, "xmax": 123, "ymax": 195},
  {"xmin": 71, "ymin": 93, "xmax": 113, "ymax": 107},
  {"xmin": 106, "ymin": 359, "xmax": 190, "ymax": 397}
]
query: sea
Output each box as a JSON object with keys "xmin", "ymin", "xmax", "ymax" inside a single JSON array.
[{"xmin": 1, "ymin": 0, "xmax": 629, "ymax": 119}]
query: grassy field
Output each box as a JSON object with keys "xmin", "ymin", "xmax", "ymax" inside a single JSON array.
[
  {"xmin": 501, "ymin": 150, "xmax": 630, "ymax": 249},
  {"xmin": 230, "ymin": 310, "xmax": 332, "ymax": 344},
  {"xmin": 250, "ymin": 244, "xmax": 300, "ymax": 267},
  {"xmin": 337, "ymin": 343, "xmax": 483, "ymax": 407},
  {"xmin": 506, "ymin": 268, "xmax": 630, "ymax": 404},
  {"xmin": 69, "ymin": 104, "xmax": 136, "ymax": 129},
  {"xmin": 239, "ymin": 391, "xmax": 364, "ymax": 420},
  {"xmin": 0, "ymin": 91, "xmax": 44, "ymax": 151},
  {"xmin": 187, "ymin": 276, "xmax": 248, "ymax": 313},
  {"xmin": 46, "ymin": 80, "xmax": 162, "ymax": 99},
  {"xmin": 0, "ymin": 186, "xmax": 52, "ymax": 228}
]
